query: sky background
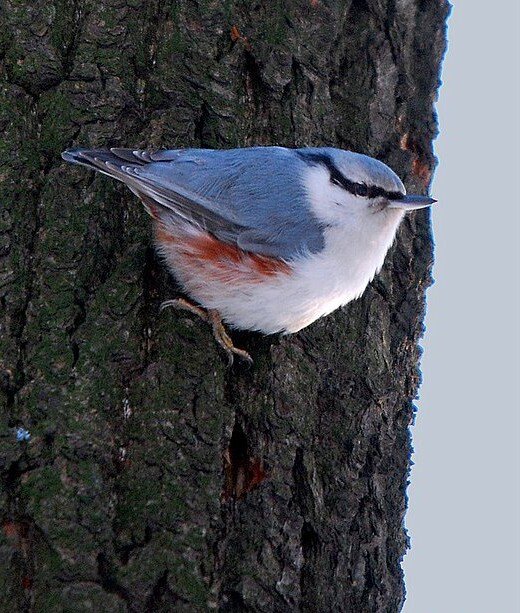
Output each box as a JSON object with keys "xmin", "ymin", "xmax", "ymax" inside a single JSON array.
[{"xmin": 402, "ymin": 2, "xmax": 520, "ymax": 612}]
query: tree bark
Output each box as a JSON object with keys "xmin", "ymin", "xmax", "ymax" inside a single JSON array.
[{"xmin": 0, "ymin": 1, "xmax": 448, "ymax": 611}]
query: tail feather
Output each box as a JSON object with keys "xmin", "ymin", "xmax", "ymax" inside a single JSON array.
[
  {"xmin": 61, "ymin": 147, "xmax": 152, "ymax": 170},
  {"xmin": 62, "ymin": 148, "xmax": 161, "ymax": 218},
  {"xmin": 61, "ymin": 147, "xmax": 247, "ymax": 238}
]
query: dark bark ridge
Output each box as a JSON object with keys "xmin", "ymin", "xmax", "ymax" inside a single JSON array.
[{"xmin": 0, "ymin": 1, "xmax": 448, "ymax": 611}]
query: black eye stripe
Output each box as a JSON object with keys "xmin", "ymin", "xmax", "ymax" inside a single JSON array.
[{"xmin": 297, "ymin": 151, "xmax": 404, "ymax": 201}]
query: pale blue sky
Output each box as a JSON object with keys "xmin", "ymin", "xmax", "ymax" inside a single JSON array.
[{"xmin": 403, "ymin": 2, "xmax": 520, "ymax": 612}]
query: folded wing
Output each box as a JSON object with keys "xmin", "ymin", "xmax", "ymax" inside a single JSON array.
[{"xmin": 61, "ymin": 147, "xmax": 325, "ymax": 260}]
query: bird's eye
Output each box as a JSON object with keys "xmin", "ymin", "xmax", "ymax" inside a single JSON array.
[{"xmin": 354, "ymin": 183, "xmax": 368, "ymax": 197}]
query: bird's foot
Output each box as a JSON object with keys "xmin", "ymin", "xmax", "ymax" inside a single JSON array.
[
  {"xmin": 206, "ymin": 309, "xmax": 253, "ymax": 366},
  {"xmin": 160, "ymin": 298, "xmax": 253, "ymax": 365}
]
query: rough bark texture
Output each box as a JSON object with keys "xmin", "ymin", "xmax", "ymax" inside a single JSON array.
[{"xmin": 0, "ymin": 1, "xmax": 448, "ymax": 611}]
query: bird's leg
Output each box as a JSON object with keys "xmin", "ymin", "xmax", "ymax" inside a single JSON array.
[
  {"xmin": 206, "ymin": 309, "xmax": 253, "ymax": 365},
  {"xmin": 160, "ymin": 298, "xmax": 253, "ymax": 365}
]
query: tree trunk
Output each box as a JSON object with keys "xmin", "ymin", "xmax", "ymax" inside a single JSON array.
[{"xmin": 0, "ymin": 1, "xmax": 448, "ymax": 611}]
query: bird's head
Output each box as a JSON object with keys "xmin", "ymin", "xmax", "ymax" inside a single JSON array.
[{"xmin": 298, "ymin": 148, "xmax": 435, "ymax": 231}]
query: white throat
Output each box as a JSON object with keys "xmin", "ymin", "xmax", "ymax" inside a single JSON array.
[
  {"xmin": 269, "ymin": 165, "xmax": 406, "ymax": 332},
  {"xmin": 287, "ymin": 208, "xmax": 403, "ymax": 324}
]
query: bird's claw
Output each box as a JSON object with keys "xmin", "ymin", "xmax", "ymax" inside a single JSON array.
[
  {"xmin": 160, "ymin": 298, "xmax": 207, "ymax": 319},
  {"xmin": 160, "ymin": 299, "xmax": 253, "ymax": 365},
  {"xmin": 208, "ymin": 310, "xmax": 254, "ymax": 366}
]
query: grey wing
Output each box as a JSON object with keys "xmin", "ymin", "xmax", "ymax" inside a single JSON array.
[{"xmin": 61, "ymin": 147, "xmax": 325, "ymax": 259}]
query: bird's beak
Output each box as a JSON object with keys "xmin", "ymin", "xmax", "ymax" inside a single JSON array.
[{"xmin": 387, "ymin": 194, "xmax": 437, "ymax": 211}]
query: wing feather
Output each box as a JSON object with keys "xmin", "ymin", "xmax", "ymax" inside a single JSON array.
[{"xmin": 61, "ymin": 147, "xmax": 325, "ymax": 259}]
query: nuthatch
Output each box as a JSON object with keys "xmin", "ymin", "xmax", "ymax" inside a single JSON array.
[{"xmin": 62, "ymin": 147, "xmax": 435, "ymax": 363}]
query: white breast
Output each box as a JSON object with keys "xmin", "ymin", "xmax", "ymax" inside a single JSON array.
[{"xmin": 203, "ymin": 210, "xmax": 404, "ymax": 334}]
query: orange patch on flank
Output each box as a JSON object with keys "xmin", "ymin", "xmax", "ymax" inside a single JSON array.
[
  {"xmin": 156, "ymin": 225, "xmax": 291, "ymax": 282},
  {"xmin": 190, "ymin": 233, "xmax": 290, "ymax": 277}
]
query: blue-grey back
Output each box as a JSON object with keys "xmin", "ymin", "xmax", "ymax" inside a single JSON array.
[
  {"xmin": 64, "ymin": 146, "xmax": 397, "ymax": 259},
  {"xmin": 137, "ymin": 147, "xmax": 325, "ymax": 258}
]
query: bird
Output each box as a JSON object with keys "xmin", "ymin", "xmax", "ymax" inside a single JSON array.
[{"xmin": 61, "ymin": 146, "xmax": 435, "ymax": 363}]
